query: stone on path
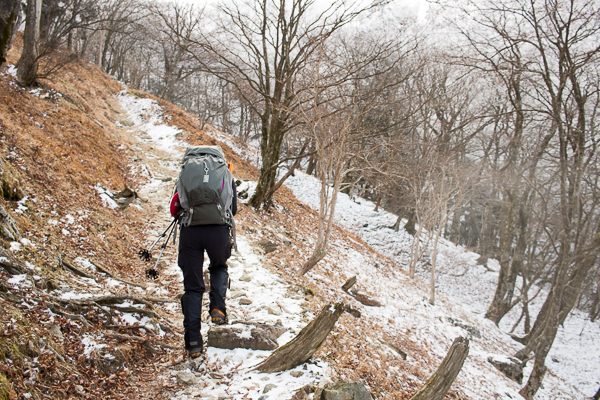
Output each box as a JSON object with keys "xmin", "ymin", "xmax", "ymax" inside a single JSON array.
[
  {"xmin": 317, "ymin": 381, "xmax": 373, "ymax": 400},
  {"xmin": 290, "ymin": 371, "xmax": 304, "ymax": 377},
  {"xmin": 231, "ymin": 291, "xmax": 247, "ymax": 299},
  {"xmin": 267, "ymin": 304, "xmax": 282, "ymax": 315},
  {"xmin": 263, "ymin": 384, "xmax": 277, "ymax": 393},
  {"xmin": 239, "ymin": 297, "xmax": 253, "ymax": 305},
  {"xmin": 239, "ymin": 273, "xmax": 252, "ymax": 282},
  {"xmin": 208, "ymin": 321, "xmax": 284, "ymax": 351},
  {"xmin": 176, "ymin": 371, "xmax": 201, "ymax": 385}
]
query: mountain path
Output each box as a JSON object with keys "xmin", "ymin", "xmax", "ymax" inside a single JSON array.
[{"xmin": 114, "ymin": 92, "xmax": 328, "ymax": 400}]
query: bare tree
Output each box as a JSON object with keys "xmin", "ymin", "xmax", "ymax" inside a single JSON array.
[
  {"xmin": 175, "ymin": 0, "xmax": 388, "ymax": 209},
  {"xmin": 450, "ymin": 0, "xmax": 600, "ymax": 397}
]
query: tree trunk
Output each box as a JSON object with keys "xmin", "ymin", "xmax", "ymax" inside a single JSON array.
[
  {"xmin": 255, "ymin": 302, "xmax": 344, "ymax": 373},
  {"xmin": 0, "ymin": 0, "xmax": 22, "ymax": 67},
  {"xmin": 374, "ymin": 190, "xmax": 382, "ymax": 212},
  {"xmin": 306, "ymin": 152, "xmax": 317, "ymax": 176},
  {"xmin": 17, "ymin": 0, "xmax": 42, "ymax": 86},
  {"xmin": 96, "ymin": 29, "xmax": 105, "ymax": 66},
  {"xmin": 430, "ymin": 224, "xmax": 443, "ymax": 305},
  {"xmin": 301, "ymin": 164, "xmax": 343, "ymax": 275},
  {"xmin": 404, "ymin": 208, "xmax": 416, "ymax": 235},
  {"xmin": 409, "ymin": 337, "xmax": 470, "ymax": 400},
  {"xmin": 393, "ymin": 214, "xmax": 402, "ymax": 231},
  {"xmin": 485, "ymin": 195, "xmax": 529, "ymax": 325},
  {"xmin": 448, "ymin": 209, "xmax": 461, "ymax": 243},
  {"xmin": 250, "ymin": 115, "xmax": 286, "ymax": 209}
]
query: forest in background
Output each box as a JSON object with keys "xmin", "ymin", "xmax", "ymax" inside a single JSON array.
[{"xmin": 2, "ymin": 0, "xmax": 600, "ymax": 398}]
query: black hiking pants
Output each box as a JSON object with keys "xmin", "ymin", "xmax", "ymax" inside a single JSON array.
[{"xmin": 178, "ymin": 224, "xmax": 231, "ymax": 352}]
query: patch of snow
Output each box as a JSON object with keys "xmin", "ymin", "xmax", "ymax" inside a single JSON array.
[
  {"xmin": 94, "ymin": 185, "xmax": 119, "ymax": 209},
  {"xmin": 9, "ymin": 241, "xmax": 21, "ymax": 252},
  {"xmin": 6, "ymin": 64, "xmax": 17, "ymax": 78},
  {"xmin": 8, "ymin": 274, "xmax": 29, "ymax": 286},
  {"xmin": 20, "ymin": 238, "xmax": 35, "ymax": 248},
  {"xmin": 15, "ymin": 195, "xmax": 29, "ymax": 214},
  {"xmin": 81, "ymin": 334, "xmax": 107, "ymax": 357}
]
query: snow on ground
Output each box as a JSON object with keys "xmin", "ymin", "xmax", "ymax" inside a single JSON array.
[
  {"xmin": 284, "ymin": 170, "xmax": 600, "ymax": 398},
  {"xmin": 115, "ymin": 87, "xmax": 598, "ymax": 398}
]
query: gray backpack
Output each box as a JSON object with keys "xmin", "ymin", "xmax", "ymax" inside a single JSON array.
[{"xmin": 176, "ymin": 146, "xmax": 235, "ymax": 230}]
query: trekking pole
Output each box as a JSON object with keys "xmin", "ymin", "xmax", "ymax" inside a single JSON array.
[
  {"xmin": 145, "ymin": 217, "xmax": 179, "ymax": 280},
  {"xmin": 138, "ymin": 217, "xmax": 178, "ymax": 262}
]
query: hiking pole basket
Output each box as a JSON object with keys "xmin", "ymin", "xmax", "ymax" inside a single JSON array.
[{"xmin": 139, "ymin": 217, "xmax": 179, "ymax": 279}]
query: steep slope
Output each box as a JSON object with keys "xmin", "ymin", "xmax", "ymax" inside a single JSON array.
[{"xmin": 0, "ymin": 38, "xmax": 590, "ymax": 400}]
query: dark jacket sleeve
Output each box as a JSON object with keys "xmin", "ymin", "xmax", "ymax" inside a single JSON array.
[{"xmin": 231, "ymin": 179, "xmax": 237, "ymax": 216}]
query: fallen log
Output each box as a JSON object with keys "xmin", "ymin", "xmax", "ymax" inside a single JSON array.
[
  {"xmin": 90, "ymin": 261, "xmax": 147, "ymax": 289},
  {"xmin": 61, "ymin": 259, "xmax": 95, "ymax": 279},
  {"xmin": 48, "ymin": 293, "xmax": 173, "ymax": 306},
  {"xmin": 105, "ymin": 332, "xmax": 176, "ymax": 350},
  {"xmin": 341, "ymin": 276, "xmax": 357, "ymax": 292},
  {"xmin": 255, "ymin": 302, "xmax": 344, "ymax": 373},
  {"xmin": 409, "ymin": 336, "xmax": 469, "ymax": 400}
]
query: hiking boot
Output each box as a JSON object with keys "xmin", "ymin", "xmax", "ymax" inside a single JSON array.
[
  {"xmin": 188, "ymin": 349, "xmax": 205, "ymax": 371},
  {"xmin": 211, "ymin": 309, "xmax": 228, "ymax": 325}
]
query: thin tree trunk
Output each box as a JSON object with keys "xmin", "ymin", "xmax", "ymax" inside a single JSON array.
[
  {"xmin": 374, "ymin": 190, "xmax": 382, "ymax": 212},
  {"xmin": 430, "ymin": 224, "xmax": 443, "ymax": 305},
  {"xmin": 393, "ymin": 214, "xmax": 402, "ymax": 231},
  {"xmin": 301, "ymin": 164, "xmax": 343, "ymax": 275}
]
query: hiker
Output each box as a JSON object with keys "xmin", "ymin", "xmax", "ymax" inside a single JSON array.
[{"xmin": 170, "ymin": 146, "xmax": 237, "ymax": 360}]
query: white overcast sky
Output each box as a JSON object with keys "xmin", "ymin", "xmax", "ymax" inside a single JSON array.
[{"xmin": 175, "ymin": 0, "xmax": 434, "ymax": 26}]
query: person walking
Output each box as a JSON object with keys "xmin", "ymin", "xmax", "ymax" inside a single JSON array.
[{"xmin": 170, "ymin": 145, "xmax": 237, "ymax": 360}]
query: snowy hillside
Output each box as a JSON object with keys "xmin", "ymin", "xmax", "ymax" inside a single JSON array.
[
  {"xmin": 203, "ymin": 120, "xmax": 598, "ymax": 396},
  {"xmin": 117, "ymin": 85, "xmax": 597, "ymax": 399}
]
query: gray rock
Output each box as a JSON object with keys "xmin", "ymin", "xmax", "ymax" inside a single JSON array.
[
  {"xmin": 291, "ymin": 385, "xmax": 312, "ymax": 400},
  {"xmin": 263, "ymin": 384, "xmax": 277, "ymax": 393},
  {"xmin": 267, "ymin": 305, "xmax": 282, "ymax": 315},
  {"xmin": 231, "ymin": 291, "xmax": 247, "ymax": 299},
  {"xmin": 488, "ymin": 355, "xmax": 524, "ymax": 384},
  {"xmin": 239, "ymin": 297, "xmax": 253, "ymax": 305},
  {"xmin": 176, "ymin": 371, "xmax": 200, "ymax": 385},
  {"xmin": 320, "ymin": 381, "xmax": 373, "ymax": 400},
  {"xmin": 49, "ymin": 324, "xmax": 63, "ymax": 342},
  {"xmin": 240, "ymin": 274, "xmax": 252, "ymax": 282},
  {"xmin": 0, "ymin": 204, "xmax": 20, "ymax": 240},
  {"xmin": 258, "ymin": 240, "xmax": 278, "ymax": 253},
  {"xmin": 119, "ymin": 119, "xmax": 135, "ymax": 127},
  {"xmin": 173, "ymin": 361, "xmax": 190, "ymax": 371},
  {"xmin": 207, "ymin": 323, "xmax": 279, "ymax": 351},
  {"xmin": 290, "ymin": 371, "xmax": 304, "ymax": 377}
]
